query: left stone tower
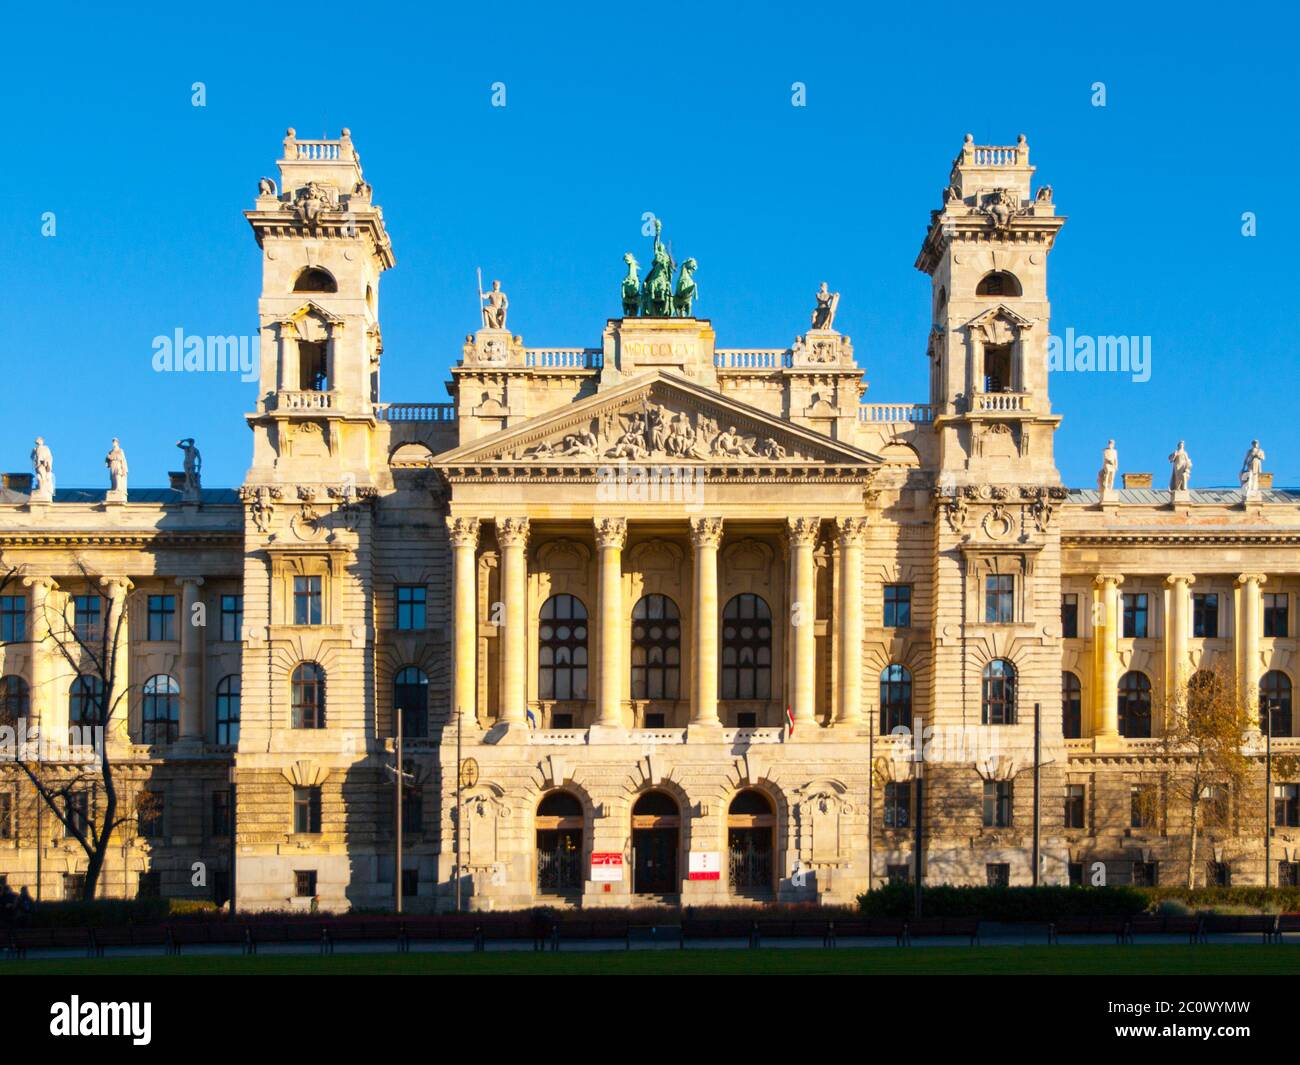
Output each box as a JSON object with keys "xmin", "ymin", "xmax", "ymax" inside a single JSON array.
[{"xmin": 244, "ymin": 127, "xmax": 395, "ymax": 489}]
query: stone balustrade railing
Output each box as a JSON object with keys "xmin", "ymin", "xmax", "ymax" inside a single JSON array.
[
  {"xmin": 274, "ymin": 389, "xmax": 334, "ymax": 411},
  {"xmin": 721, "ymin": 727, "xmax": 785, "ymax": 745},
  {"xmin": 859, "ymin": 403, "xmax": 935, "ymax": 424},
  {"xmin": 714, "ymin": 349, "xmax": 793, "ymax": 370},
  {"xmin": 373, "ymin": 402, "xmax": 456, "ymax": 422},
  {"xmin": 289, "ymin": 139, "xmax": 343, "ymax": 161},
  {"xmin": 973, "ymin": 392, "xmax": 1030, "ymax": 413},
  {"xmin": 524, "ymin": 348, "xmax": 603, "ymax": 369},
  {"xmin": 971, "ymin": 145, "xmax": 1020, "ymax": 166}
]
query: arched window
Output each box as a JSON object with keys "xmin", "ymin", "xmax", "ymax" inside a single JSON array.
[
  {"xmin": 215, "ymin": 675, "xmax": 240, "ymax": 746},
  {"xmin": 880, "ymin": 664, "xmax": 913, "ymax": 733},
  {"xmin": 982, "ymin": 660, "xmax": 1016, "ymax": 725},
  {"xmin": 0, "ymin": 675, "xmax": 29, "ymax": 723},
  {"xmin": 292, "ymin": 663, "xmax": 325, "ymax": 729},
  {"xmin": 539, "ymin": 595, "xmax": 588, "ymax": 702},
  {"xmin": 142, "ymin": 674, "xmax": 180, "ymax": 745},
  {"xmin": 536, "ymin": 791, "xmax": 584, "ymax": 896},
  {"xmin": 976, "ymin": 271, "xmax": 1023, "ymax": 297},
  {"xmin": 721, "ymin": 594, "xmax": 772, "ymax": 700},
  {"xmin": 1261, "ymin": 671, "xmax": 1292, "ymax": 737},
  {"xmin": 631, "ymin": 595, "xmax": 681, "ymax": 701},
  {"xmin": 1062, "ymin": 671, "xmax": 1082, "ymax": 739},
  {"xmin": 69, "ymin": 675, "xmax": 103, "ymax": 729},
  {"xmin": 393, "ymin": 666, "xmax": 429, "ymax": 739},
  {"xmin": 728, "ymin": 790, "xmax": 772, "ymax": 817},
  {"xmin": 632, "ymin": 791, "xmax": 679, "ymax": 817},
  {"xmin": 538, "ymin": 791, "xmax": 583, "ymax": 818},
  {"xmin": 292, "ymin": 267, "xmax": 337, "ymax": 293},
  {"xmin": 1188, "ymin": 669, "xmax": 1221, "ymax": 703},
  {"xmin": 1118, "ymin": 671, "xmax": 1152, "ymax": 738},
  {"xmin": 728, "ymin": 790, "xmax": 775, "ymax": 895}
]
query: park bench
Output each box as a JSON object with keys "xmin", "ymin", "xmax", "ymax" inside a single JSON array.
[
  {"xmin": 826, "ymin": 916, "xmax": 907, "ymax": 945},
  {"xmin": 1047, "ymin": 916, "xmax": 1131, "ymax": 944},
  {"xmin": 1127, "ymin": 913, "xmax": 1205, "ymax": 943},
  {"xmin": 89, "ymin": 924, "xmax": 172, "ymax": 957},
  {"xmin": 246, "ymin": 921, "xmax": 329, "ymax": 954},
  {"xmin": 681, "ymin": 917, "xmax": 756, "ymax": 944},
  {"xmin": 1204, "ymin": 913, "xmax": 1280, "ymax": 943},
  {"xmin": 322, "ymin": 919, "xmax": 403, "ymax": 953},
  {"xmin": 902, "ymin": 916, "xmax": 981, "ymax": 946},
  {"xmin": 7, "ymin": 926, "xmax": 96, "ymax": 959},
  {"xmin": 167, "ymin": 921, "xmax": 253, "ymax": 954},
  {"xmin": 754, "ymin": 917, "xmax": 834, "ymax": 946}
]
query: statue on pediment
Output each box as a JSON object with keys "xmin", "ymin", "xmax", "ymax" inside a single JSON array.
[
  {"xmin": 640, "ymin": 220, "xmax": 675, "ymax": 317},
  {"xmin": 30, "ymin": 437, "xmax": 54, "ymax": 499},
  {"xmin": 674, "ymin": 258, "xmax": 698, "ymax": 317},
  {"xmin": 105, "ymin": 438, "xmax": 128, "ymax": 496},
  {"xmin": 713, "ymin": 425, "xmax": 758, "ymax": 458},
  {"xmin": 622, "ymin": 219, "xmax": 698, "ymax": 318},
  {"xmin": 1241, "ymin": 439, "xmax": 1265, "ymax": 495},
  {"xmin": 479, "ymin": 276, "xmax": 508, "ymax": 330},
  {"xmin": 811, "ymin": 282, "xmax": 839, "ymax": 331},
  {"xmin": 621, "ymin": 254, "xmax": 641, "ymax": 317},
  {"xmin": 1168, "ymin": 440, "xmax": 1192, "ymax": 491},
  {"xmin": 1098, "ymin": 439, "xmax": 1117, "ymax": 493}
]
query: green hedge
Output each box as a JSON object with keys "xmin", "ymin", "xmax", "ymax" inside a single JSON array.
[
  {"xmin": 858, "ymin": 883, "xmax": 1149, "ymax": 919},
  {"xmin": 20, "ymin": 898, "xmax": 219, "ymax": 928}
]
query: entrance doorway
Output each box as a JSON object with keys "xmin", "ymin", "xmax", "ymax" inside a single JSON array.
[
  {"xmin": 728, "ymin": 790, "xmax": 775, "ymax": 896},
  {"xmin": 535, "ymin": 791, "xmax": 583, "ymax": 896},
  {"xmin": 631, "ymin": 791, "xmax": 680, "ymax": 895}
]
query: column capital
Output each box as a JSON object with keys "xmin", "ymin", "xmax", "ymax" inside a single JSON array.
[
  {"xmin": 594, "ymin": 516, "xmax": 628, "ymax": 550},
  {"xmin": 1235, "ymin": 572, "xmax": 1268, "ymax": 587},
  {"xmin": 1092, "ymin": 573, "xmax": 1125, "ymax": 589},
  {"xmin": 21, "ymin": 574, "xmax": 57, "ymax": 593},
  {"xmin": 99, "ymin": 576, "xmax": 134, "ymax": 598},
  {"xmin": 1164, "ymin": 573, "xmax": 1197, "ymax": 588},
  {"xmin": 835, "ymin": 516, "xmax": 869, "ymax": 547},
  {"xmin": 786, "ymin": 516, "xmax": 822, "ymax": 547},
  {"xmin": 446, "ymin": 515, "xmax": 481, "ymax": 548},
  {"xmin": 689, "ymin": 517, "xmax": 724, "ymax": 550},
  {"xmin": 174, "ymin": 575, "xmax": 205, "ymax": 588},
  {"xmin": 495, "ymin": 516, "xmax": 531, "ymax": 548}
]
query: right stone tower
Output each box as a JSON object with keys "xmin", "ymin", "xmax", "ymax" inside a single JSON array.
[{"xmin": 915, "ymin": 135, "xmax": 1070, "ymax": 885}]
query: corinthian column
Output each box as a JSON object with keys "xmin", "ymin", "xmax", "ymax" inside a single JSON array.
[
  {"xmin": 1236, "ymin": 573, "xmax": 1266, "ymax": 728},
  {"xmin": 835, "ymin": 517, "xmax": 869, "ymax": 725},
  {"xmin": 99, "ymin": 577, "xmax": 134, "ymax": 742},
  {"xmin": 786, "ymin": 517, "xmax": 821, "ymax": 727},
  {"xmin": 1165, "ymin": 574, "xmax": 1195, "ymax": 720},
  {"xmin": 496, "ymin": 517, "xmax": 530, "ymax": 725},
  {"xmin": 176, "ymin": 577, "xmax": 205, "ymax": 741},
  {"xmin": 23, "ymin": 577, "xmax": 58, "ymax": 739},
  {"xmin": 1092, "ymin": 574, "xmax": 1124, "ymax": 737},
  {"xmin": 690, "ymin": 517, "xmax": 724, "ymax": 726},
  {"xmin": 447, "ymin": 517, "xmax": 481, "ymax": 726},
  {"xmin": 594, "ymin": 517, "xmax": 628, "ymax": 727}
]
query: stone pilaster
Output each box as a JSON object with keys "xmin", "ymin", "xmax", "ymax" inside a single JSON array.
[
  {"xmin": 99, "ymin": 577, "xmax": 133, "ymax": 743},
  {"xmin": 22, "ymin": 577, "xmax": 58, "ymax": 739},
  {"xmin": 689, "ymin": 517, "xmax": 724, "ymax": 727},
  {"xmin": 176, "ymin": 577, "xmax": 205, "ymax": 741},
  {"xmin": 786, "ymin": 517, "xmax": 821, "ymax": 727},
  {"xmin": 447, "ymin": 517, "xmax": 481, "ymax": 726},
  {"xmin": 1092, "ymin": 574, "xmax": 1123, "ymax": 739},
  {"xmin": 1165, "ymin": 574, "xmax": 1195, "ymax": 721},
  {"xmin": 1236, "ymin": 572, "xmax": 1266, "ymax": 728},
  {"xmin": 496, "ymin": 517, "xmax": 530, "ymax": 726},
  {"xmin": 835, "ymin": 517, "xmax": 868, "ymax": 725},
  {"xmin": 594, "ymin": 517, "xmax": 628, "ymax": 728}
]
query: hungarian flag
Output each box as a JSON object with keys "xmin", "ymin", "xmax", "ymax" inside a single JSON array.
[{"xmin": 786, "ymin": 706, "xmax": 795, "ymax": 736}]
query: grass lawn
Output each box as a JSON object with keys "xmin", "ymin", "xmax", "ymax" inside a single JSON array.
[{"xmin": 3, "ymin": 944, "xmax": 1299, "ymax": 976}]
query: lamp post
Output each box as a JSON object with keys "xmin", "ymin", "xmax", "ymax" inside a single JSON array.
[
  {"xmin": 228, "ymin": 764, "xmax": 237, "ymax": 918},
  {"xmin": 1032, "ymin": 702, "xmax": 1041, "ymax": 886},
  {"xmin": 454, "ymin": 706, "xmax": 463, "ymax": 913},
  {"xmin": 1265, "ymin": 698, "xmax": 1274, "ymax": 889},
  {"xmin": 913, "ymin": 716, "xmax": 923, "ymax": 920}
]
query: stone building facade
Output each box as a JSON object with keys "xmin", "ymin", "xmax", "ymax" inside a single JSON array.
[{"xmin": 1, "ymin": 130, "xmax": 1296, "ymax": 910}]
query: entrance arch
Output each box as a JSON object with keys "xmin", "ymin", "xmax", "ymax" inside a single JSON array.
[
  {"xmin": 535, "ymin": 791, "xmax": 584, "ymax": 896},
  {"xmin": 631, "ymin": 791, "xmax": 680, "ymax": 895},
  {"xmin": 727, "ymin": 790, "xmax": 775, "ymax": 896}
]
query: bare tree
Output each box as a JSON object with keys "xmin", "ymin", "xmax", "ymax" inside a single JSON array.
[
  {"xmin": 0, "ymin": 561, "xmax": 139, "ymax": 900},
  {"xmin": 1157, "ymin": 661, "xmax": 1253, "ymax": 889}
]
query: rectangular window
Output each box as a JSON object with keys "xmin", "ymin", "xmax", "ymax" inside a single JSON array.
[
  {"xmin": 985, "ymin": 575, "xmax": 1014, "ymax": 624},
  {"xmin": 1060, "ymin": 594, "xmax": 1078, "ymax": 639},
  {"xmin": 643, "ymin": 712, "xmax": 666, "ymax": 728},
  {"xmin": 402, "ymin": 786, "xmax": 423, "ymax": 835},
  {"xmin": 1275, "ymin": 784, "xmax": 1300, "ymax": 828},
  {"xmin": 1202, "ymin": 784, "xmax": 1229, "ymax": 829},
  {"xmin": 0, "ymin": 596, "xmax": 26, "ymax": 642},
  {"xmin": 72, "ymin": 595, "xmax": 102, "ymax": 641},
  {"xmin": 883, "ymin": 585, "xmax": 911, "ymax": 628},
  {"xmin": 1192, "ymin": 593, "xmax": 1219, "ymax": 638},
  {"xmin": 293, "ymin": 870, "xmax": 317, "ymax": 898},
  {"xmin": 1064, "ymin": 784, "xmax": 1086, "ymax": 830},
  {"xmin": 986, "ymin": 863, "xmax": 1010, "ymax": 888},
  {"xmin": 1122, "ymin": 593, "xmax": 1148, "ymax": 639},
  {"xmin": 401, "ymin": 868, "xmax": 419, "ymax": 899},
  {"xmin": 138, "ymin": 792, "xmax": 164, "ymax": 839},
  {"xmin": 0, "ymin": 792, "xmax": 12, "ymax": 839},
  {"xmin": 293, "ymin": 576, "xmax": 323, "ymax": 626},
  {"xmin": 1280, "ymin": 862, "xmax": 1300, "ymax": 888},
  {"xmin": 982, "ymin": 780, "xmax": 1012, "ymax": 828},
  {"xmin": 885, "ymin": 864, "xmax": 911, "ymax": 886},
  {"xmin": 734, "ymin": 711, "xmax": 757, "ymax": 729},
  {"xmin": 136, "ymin": 870, "xmax": 161, "ymax": 900},
  {"xmin": 395, "ymin": 585, "xmax": 426, "ymax": 631},
  {"xmin": 1130, "ymin": 784, "xmax": 1156, "ymax": 829},
  {"xmin": 1264, "ymin": 593, "xmax": 1289, "ymax": 638},
  {"xmin": 63, "ymin": 873, "xmax": 86, "ymax": 900},
  {"xmin": 147, "ymin": 594, "xmax": 176, "ymax": 641},
  {"xmin": 294, "ymin": 786, "xmax": 322, "ymax": 834},
  {"xmin": 220, "ymin": 594, "xmax": 244, "ymax": 642},
  {"xmin": 212, "ymin": 869, "xmax": 230, "ymax": 908},
  {"xmin": 884, "ymin": 781, "xmax": 911, "ymax": 829},
  {"xmin": 1207, "ymin": 861, "xmax": 1231, "ymax": 887},
  {"xmin": 1067, "ymin": 862, "xmax": 1084, "ymax": 887},
  {"xmin": 551, "ymin": 712, "xmax": 575, "ymax": 729},
  {"xmin": 1132, "ymin": 861, "xmax": 1158, "ymax": 887},
  {"xmin": 66, "ymin": 791, "xmax": 90, "ymax": 839},
  {"xmin": 211, "ymin": 789, "xmax": 232, "ymax": 837}
]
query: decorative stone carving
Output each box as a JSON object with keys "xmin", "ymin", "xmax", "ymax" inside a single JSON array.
[
  {"xmin": 1240, "ymin": 439, "xmax": 1265, "ymax": 498},
  {"xmin": 689, "ymin": 516, "xmax": 724, "ymax": 549},
  {"xmin": 257, "ymin": 176, "xmax": 278, "ymax": 197},
  {"xmin": 496, "ymin": 516, "xmax": 530, "ymax": 548},
  {"xmin": 30, "ymin": 437, "xmax": 54, "ymax": 501},
  {"xmin": 835, "ymin": 515, "xmax": 869, "ymax": 547},
  {"xmin": 1168, "ymin": 440, "xmax": 1192, "ymax": 492},
  {"xmin": 104, "ymin": 439, "xmax": 128, "ymax": 499},
  {"xmin": 594, "ymin": 517, "xmax": 628, "ymax": 550},
  {"xmin": 291, "ymin": 180, "xmax": 339, "ymax": 225},
  {"xmin": 447, "ymin": 516, "xmax": 481, "ymax": 548},
  {"xmin": 978, "ymin": 187, "xmax": 1028, "ymax": 231},
  {"xmin": 810, "ymin": 282, "xmax": 839, "ymax": 331},
  {"xmin": 1036, "ymin": 184, "xmax": 1054, "ymax": 203},
  {"xmin": 785, "ymin": 516, "xmax": 821, "ymax": 547},
  {"xmin": 939, "ymin": 490, "xmax": 968, "ymax": 533}
]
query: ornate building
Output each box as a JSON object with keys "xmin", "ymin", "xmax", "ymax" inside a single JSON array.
[{"xmin": 1, "ymin": 130, "xmax": 1295, "ymax": 910}]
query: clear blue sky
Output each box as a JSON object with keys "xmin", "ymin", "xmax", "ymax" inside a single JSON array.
[{"xmin": 1, "ymin": 0, "xmax": 1295, "ymax": 491}]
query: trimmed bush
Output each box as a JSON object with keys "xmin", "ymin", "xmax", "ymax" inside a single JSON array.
[{"xmin": 857, "ymin": 883, "xmax": 1148, "ymax": 919}]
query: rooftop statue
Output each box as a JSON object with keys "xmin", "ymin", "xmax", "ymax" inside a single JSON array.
[
  {"xmin": 811, "ymin": 282, "xmax": 840, "ymax": 331},
  {"xmin": 106, "ymin": 438, "xmax": 128, "ymax": 497},
  {"xmin": 1168, "ymin": 440, "xmax": 1192, "ymax": 492},
  {"xmin": 622, "ymin": 219, "xmax": 698, "ymax": 318},
  {"xmin": 479, "ymin": 275, "xmax": 508, "ymax": 330},
  {"xmin": 1241, "ymin": 439, "xmax": 1266, "ymax": 496},
  {"xmin": 30, "ymin": 437, "xmax": 54, "ymax": 500}
]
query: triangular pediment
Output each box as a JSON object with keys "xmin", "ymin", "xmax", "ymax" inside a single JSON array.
[
  {"xmin": 435, "ymin": 371, "xmax": 882, "ymax": 468},
  {"xmin": 965, "ymin": 304, "xmax": 1034, "ymax": 331}
]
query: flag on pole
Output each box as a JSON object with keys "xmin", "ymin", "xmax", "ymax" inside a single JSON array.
[
  {"xmin": 525, "ymin": 707, "xmax": 537, "ymax": 728},
  {"xmin": 785, "ymin": 705, "xmax": 795, "ymax": 736}
]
